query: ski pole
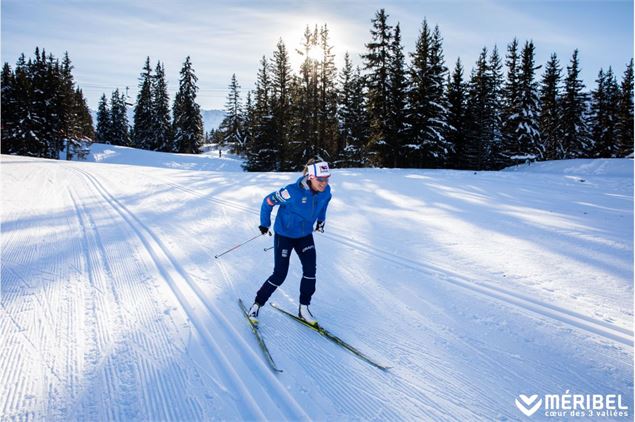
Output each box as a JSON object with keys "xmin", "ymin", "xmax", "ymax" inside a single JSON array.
[
  {"xmin": 264, "ymin": 246, "xmax": 274, "ymax": 252},
  {"xmin": 215, "ymin": 231, "xmax": 271, "ymax": 259}
]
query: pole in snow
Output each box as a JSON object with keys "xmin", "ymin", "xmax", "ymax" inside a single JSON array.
[{"xmin": 214, "ymin": 231, "xmax": 271, "ymax": 259}]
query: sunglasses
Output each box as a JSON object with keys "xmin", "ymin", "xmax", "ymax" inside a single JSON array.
[{"xmin": 314, "ymin": 176, "xmax": 330, "ymax": 183}]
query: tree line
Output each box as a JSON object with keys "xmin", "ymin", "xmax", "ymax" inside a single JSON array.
[
  {"xmin": 1, "ymin": 48, "xmax": 94, "ymax": 159},
  {"xmin": 215, "ymin": 9, "xmax": 633, "ymax": 171},
  {"xmin": 95, "ymin": 56, "xmax": 204, "ymax": 154},
  {"xmin": 2, "ymin": 10, "xmax": 633, "ymax": 170}
]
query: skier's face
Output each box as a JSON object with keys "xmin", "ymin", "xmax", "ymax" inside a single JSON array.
[{"xmin": 310, "ymin": 177, "xmax": 329, "ymax": 192}]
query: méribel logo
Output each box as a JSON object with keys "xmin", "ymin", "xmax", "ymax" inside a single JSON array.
[{"xmin": 515, "ymin": 394, "xmax": 543, "ymax": 417}]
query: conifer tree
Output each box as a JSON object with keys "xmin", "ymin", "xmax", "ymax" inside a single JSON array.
[
  {"xmin": 152, "ymin": 61, "xmax": 172, "ymax": 151},
  {"xmin": 3, "ymin": 53, "xmax": 46, "ymax": 156},
  {"xmin": 1, "ymin": 49, "xmax": 94, "ymax": 158},
  {"xmin": 218, "ymin": 73, "xmax": 245, "ymax": 154},
  {"xmin": 73, "ymin": 88, "xmax": 94, "ymax": 140},
  {"xmin": 362, "ymin": 9, "xmax": 393, "ymax": 166},
  {"xmin": 464, "ymin": 49, "xmax": 493, "ymax": 170},
  {"xmin": 487, "ymin": 46, "xmax": 505, "ymax": 169},
  {"xmin": 270, "ymin": 39, "xmax": 293, "ymax": 168},
  {"xmin": 446, "ymin": 58, "xmax": 468, "ymax": 169},
  {"xmin": 387, "ymin": 23, "xmax": 408, "ymax": 167},
  {"xmin": 591, "ymin": 67, "xmax": 620, "ymax": 157},
  {"xmin": 407, "ymin": 21, "xmax": 450, "ymax": 168},
  {"xmin": 513, "ymin": 40, "xmax": 543, "ymax": 163},
  {"xmin": 133, "ymin": 57, "xmax": 154, "ymax": 149},
  {"xmin": 31, "ymin": 48, "xmax": 57, "ymax": 157},
  {"xmin": 539, "ymin": 53, "xmax": 562, "ymax": 160},
  {"xmin": 172, "ymin": 56, "xmax": 204, "ymax": 154},
  {"xmin": 560, "ymin": 50, "xmax": 592, "ymax": 158},
  {"xmin": 317, "ymin": 25, "xmax": 340, "ymax": 162},
  {"xmin": 110, "ymin": 88, "xmax": 131, "ymax": 146},
  {"xmin": 616, "ymin": 59, "xmax": 634, "ymax": 157},
  {"xmin": 337, "ymin": 53, "xmax": 369, "ymax": 167},
  {"xmin": 501, "ymin": 38, "xmax": 522, "ymax": 165},
  {"xmin": 95, "ymin": 94, "xmax": 112, "ymax": 144},
  {"xmin": 243, "ymin": 56, "xmax": 276, "ymax": 170},
  {"xmin": 1, "ymin": 62, "xmax": 19, "ymax": 154},
  {"xmin": 292, "ymin": 26, "xmax": 321, "ymax": 165}
]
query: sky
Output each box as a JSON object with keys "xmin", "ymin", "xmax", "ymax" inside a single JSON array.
[{"xmin": 2, "ymin": 0, "xmax": 633, "ymax": 111}]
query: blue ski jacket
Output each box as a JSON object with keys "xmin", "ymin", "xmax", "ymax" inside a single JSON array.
[{"xmin": 260, "ymin": 176, "xmax": 332, "ymax": 239}]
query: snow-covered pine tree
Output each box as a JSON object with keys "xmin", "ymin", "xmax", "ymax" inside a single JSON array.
[
  {"xmin": 290, "ymin": 25, "xmax": 322, "ymax": 166},
  {"xmin": 362, "ymin": 9, "xmax": 393, "ymax": 167},
  {"xmin": 243, "ymin": 56, "xmax": 276, "ymax": 171},
  {"xmin": 32, "ymin": 49, "xmax": 60, "ymax": 158},
  {"xmin": 387, "ymin": 23, "xmax": 408, "ymax": 168},
  {"xmin": 501, "ymin": 38, "xmax": 522, "ymax": 166},
  {"xmin": 337, "ymin": 53, "xmax": 369, "ymax": 167},
  {"xmin": 539, "ymin": 53, "xmax": 562, "ymax": 161},
  {"xmin": 2, "ymin": 53, "xmax": 45, "ymax": 157},
  {"xmin": 591, "ymin": 67, "xmax": 620, "ymax": 157},
  {"xmin": 218, "ymin": 73, "xmax": 245, "ymax": 155},
  {"xmin": 270, "ymin": 39, "xmax": 293, "ymax": 168},
  {"xmin": 1, "ymin": 62, "xmax": 20, "ymax": 155},
  {"xmin": 110, "ymin": 88, "xmax": 131, "ymax": 146},
  {"xmin": 509, "ymin": 41, "xmax": 542, "ymax": 164},
  {"xmin": 133, "ymin": 57, "xmax": 154, "ymax": 150},
  {"xmin": 73, "ymin": 88, "xmax": 94, "ymax": 141},
  {"xmin": 560, "ymin": 50, "xmax": 592, "ymax": 158},
  {"xmin": 616, "ymin": 59, "xmax": 634, "ymax": 157},
  {"xmin": 487, "ymin": 46, "xmax": 505, "ymax": 169},
  {"xmin": 407, "ymin": 21, "xmax": 450, "ymax": 168},
  {"xmin": 446, "ymin": 58, "xmax": 467, "ymax": 169},
  {"xmin": 242, "ymin": 91, "xmax": 255, "ymax": 159},
  {"xmin": 317, "ymin": 25, "xmax": 339, "ymax": 162},
  {"xmin": 172, "ymin": 56, "xmax": 204, "ymax": 154},
  {"xmin": 95, "ymin": 94, "xmax": 112, "ymax": 144},
  {"xmin": 464, "ymin": 48, "xmax": 493, "ymax": 170},
  {"xmin": 152, "ymin": 61, "xmax": 172, "ymax": 152},
  {"xmin": 1, "ymin": 49, "xmax": 94, "ymax": 158}
]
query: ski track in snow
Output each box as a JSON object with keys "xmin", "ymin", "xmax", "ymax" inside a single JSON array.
[
  {"xmin": 1, "ymin": 155, "xmax": 632, "ymax": 421},
  {"xmin": 155, "ymin": 172, "xmax": 633, "ymax": 348}
]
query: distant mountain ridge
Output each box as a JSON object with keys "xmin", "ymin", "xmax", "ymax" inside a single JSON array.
[{"xmin": 89, "ymin": 108, "xmax": 225, "ymax": 134}]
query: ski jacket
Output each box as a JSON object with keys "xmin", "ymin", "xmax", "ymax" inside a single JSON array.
[{"xmin": 260, "ymin": 176, "xmax": 332, "ymax": 239}]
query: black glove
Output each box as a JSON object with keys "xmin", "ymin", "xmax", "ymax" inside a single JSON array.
[
  {"xmin": 259, "ymin": 225, "xmax": 270, "ymax": 235},
  {"xmin": 315, "ymin": 221, "xmax": 325, "ymax": 233}
]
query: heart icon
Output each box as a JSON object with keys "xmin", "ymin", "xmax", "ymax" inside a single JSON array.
[{"xmin": 515, "ymin": 394, "xmax": 542, "ymax": 417}]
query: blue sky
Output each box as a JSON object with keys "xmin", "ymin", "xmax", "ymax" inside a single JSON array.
[{"xmin": 2, "ymin": 0, "xmax": 633, "ymax": 111}]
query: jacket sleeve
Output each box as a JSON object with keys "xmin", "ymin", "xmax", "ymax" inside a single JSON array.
[
  {"xmin": 317, "ymin": 194, "xmax": 331, "ymax": 222},
  {"xmin": 260, "ymin": 187, "xmax": 292, "ymax": 227}
]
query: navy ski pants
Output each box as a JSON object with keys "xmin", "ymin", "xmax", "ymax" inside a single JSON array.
[{"xmin": 255, "ymin": 233, "xmax": 317, "ymax": 306}]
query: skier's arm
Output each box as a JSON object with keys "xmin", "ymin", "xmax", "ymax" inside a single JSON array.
[
  {"xmin": 317, "ymin": 195, "xmax": 331, "ymax": 223},
  {"xmin": 260, "ymin": 188, "xmax": 291, "ymax": 228}
]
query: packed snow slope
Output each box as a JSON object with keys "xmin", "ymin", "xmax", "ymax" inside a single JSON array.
[{"xmin": 1, "ymin": 145, "xmax": 633, "ymax": 421}]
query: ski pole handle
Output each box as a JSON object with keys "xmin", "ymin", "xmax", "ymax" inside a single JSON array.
[{"xmin": 214, "ymin": 231, "xmax": 270, "ymax": 259}]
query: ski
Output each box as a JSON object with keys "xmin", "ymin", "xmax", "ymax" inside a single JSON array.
[
  {"xmin": 238, "ymin": 299, "xmax": 283, "ymax": 373},
  {"xmin": 270, "ymin": 303, "xmax": 391, "ymax": 371}
]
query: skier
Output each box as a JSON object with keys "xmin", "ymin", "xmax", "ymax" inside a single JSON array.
[{"xmin": 248, "ymin": 160, "xmax": 332, "ymax": 326}]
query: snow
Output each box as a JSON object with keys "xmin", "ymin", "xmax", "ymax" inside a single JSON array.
[{"xmin": 1, "ymin": 148, "xmax": 633, "ymax": 421}]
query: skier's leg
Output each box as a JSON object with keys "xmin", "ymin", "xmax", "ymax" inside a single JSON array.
[
  {"xmin": 255, "ymin": 234, "xmax": 291, "ymax": 305},
  {"xmin": 295, "ymin": 234, "xmax": 317, "ymax": 305}
]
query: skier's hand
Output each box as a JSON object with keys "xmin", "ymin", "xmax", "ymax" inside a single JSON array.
[
  {"xmin": 315, "ymin": 221, "xmax": 325, "ymax": 233},
  {"xmin": 259, "ymin": 225, "xmax": 270, "ymax": 235}
]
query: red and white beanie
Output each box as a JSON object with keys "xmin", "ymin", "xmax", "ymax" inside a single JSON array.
[{"xmin": 307, "ymin": 161, "xmax": 331, "ymax": 179}]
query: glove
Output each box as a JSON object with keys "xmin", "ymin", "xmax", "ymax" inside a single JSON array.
[
  {"xmin": 315, "ymin": 221, "xmax": 325, "ymax": 233},
  {"xmin": 259, "ymin": 225, "xmax": 270, "ymax": 235}
]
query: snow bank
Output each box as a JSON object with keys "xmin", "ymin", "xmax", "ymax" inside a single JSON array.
[
  {"xmin": 87, "ymin": 143, "xmax": 244, "ymax": 172},
  {"xmin": 504, "ymin": 158, "xmax": 633, "ymax": 178}
]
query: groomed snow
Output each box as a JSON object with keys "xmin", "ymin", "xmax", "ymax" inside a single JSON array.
[{"xmin": 1, "ymin": 147, "xmax": 632, "ymax": 420}]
